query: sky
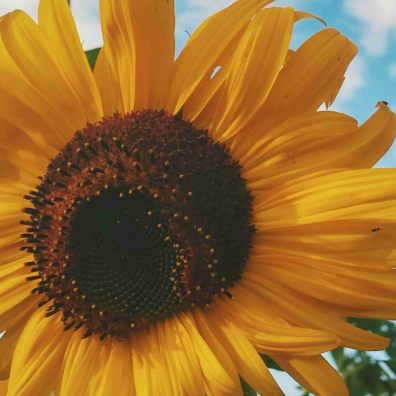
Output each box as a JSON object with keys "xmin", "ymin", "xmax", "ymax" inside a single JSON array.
[{"xmin": 0, "ymin": 0, "xmax": 395, "ymax": 394}]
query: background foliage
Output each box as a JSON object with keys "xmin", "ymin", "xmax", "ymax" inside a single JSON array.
[
  {"xmin": 327, "ymin": 319, "xmax": 396, "ymax": 396},
  {"xmin": 255, "ymin": 319, "xmax": 396, "ymax": 396}
]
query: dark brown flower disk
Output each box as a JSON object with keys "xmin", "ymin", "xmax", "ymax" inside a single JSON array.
[{"xmin": 22, "ymin": 110, "xmax": 254, "ymax": 340}]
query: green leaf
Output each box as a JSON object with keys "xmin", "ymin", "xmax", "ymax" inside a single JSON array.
[
  {"xmin": 240, "ymin": 379, "xmax": 257, "ymax": 396},
  {"xmin": 295, "ymin": 318, "xmax": 396, "ymax": 395},
  {"xmin": 85, "ymin": 48, "xmax": 101, "ymax": 70},
  {"xmin": 261, "ymin": 355, "xmax": 284, "ymax": 371},
  {"xmin": 331, "ymin": 347, "xmax": 346, "ymax": 368},
  {"xmin": 384, "ymin": 360, "xmax": 396, "ymax": 375}
]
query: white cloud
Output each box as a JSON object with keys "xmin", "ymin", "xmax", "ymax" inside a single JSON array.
[
  {"xmin": 331, "ymin": 56, "xmax": 366, "ymax": 111},
  {"xmin": 0, "ymin": 0, "xmax": 39, "ymax": 20},
  {"xmin": 274, "ymin": 0, "xmax": 315, "ymax": 7},
  {"xmin": 175, "ymin": 0, "xmax": 233, "ymax": 44},
  {"xmin": 389, "ymin": 63, "xmax": 396, "ymax": 79},
  {"xmin": 70, "ymin": 0, "xmax": 102, "ymax": 50},
  {"xmin": 182, "ymin": 0, "xmax": 234, "ymax": 14},
  {"xmin": 0, "ymin": 1, "xmax": 102, "ymax": 50},
  {"xmin": 336, "ymin": 56, "xmax": 366, "ymax": 103},
  {"xmin": 344, "ymin": 0, "xmax": 396, "ymax": 56}
]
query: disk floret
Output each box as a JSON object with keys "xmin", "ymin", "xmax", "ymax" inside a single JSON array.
[{"xmin": 21, "ymin": 110, "xmax": 254, "ymax": 339}]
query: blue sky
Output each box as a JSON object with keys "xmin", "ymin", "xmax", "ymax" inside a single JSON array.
[{"xmin": 0, "ymin": 1, "xmax": 395, "ymax": 394}]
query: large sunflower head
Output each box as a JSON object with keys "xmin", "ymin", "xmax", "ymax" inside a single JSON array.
[{"xmin": 1, "ymin": 0, "xmax": 396, "ymax": 395}]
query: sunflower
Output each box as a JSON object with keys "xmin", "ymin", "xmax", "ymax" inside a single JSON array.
[{"xmin": 1, "ymin": 0, "xmax": 396, "ymax": 395}]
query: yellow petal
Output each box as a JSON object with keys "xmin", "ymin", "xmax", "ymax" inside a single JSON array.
[
  {"xmin": 263, "ymin": 27, "xmax": 356, "ymax": 121},
  {"xmin": 94, "ymin": 47, "xmax": 124, "ymax": 116},
  {"xmin": 99, "ymin": 0, "xmax": 175, "ymax": 111},
  {"xmin": 250, "ymin": 242, "xmax": 395, "ymax": 288},
  {"xmin": 240, "ymin": 111, "xmax": 356, "ymax": 169},
  {"xmin": 60, "ymin": 334, "xmax": 134, "ymax": 396},
  {"xmin": 294, "ymin": 10, "xmax": 326, "ymax": 26},
  {"xmin": 255, "ymin": 169, "xmax": 396, "ymax": 229},
  {"xmin": 0, "ymin": 280, "xmax": 38, "ymax": 379},
  {"xmin": 188, "ymin": 6, "xmax": 317, "ymax": 135},
  {"xmin": 0, "ymin": 187, "xmax": 39, "ymax": 266},
  {"xmin": 0, "ymin": 256, "xmax": 31, "ymax": 287},
  {"xmin": 0, "ymin": 268, "xmax": 34, "ymax": 318},
  {"xmin": 179, "ymin": 312, "xmax": 243, "ymax": 396},
  {"xmin": 166, "ymin": 0, "xmax": 274, "ymax": 114},
  {"xmin": 211, "ymin": 295, "xmax": 340, "ymax": 356},
  {"xmin": 0, "ymin": 294, "xmax": 38, "ymax": 332},
  {"xmin": 0, "ymin": 229, "xmax": 23, "ymax": 249},
  {"xmin": 252, "ymin": 220, "xmax": 396, "ymax": 273},
  {"xmin": 241, "ymin": 111, "xmax": 357, "ymax": 185},
  {"xmin": 245, "ymin": 263, "xmax": 396, "ymax": 310},
  {"xmin": 231, "ymin": 27, "xmax": 357, "ymax": 157},
  {"xmin": 0, "ymin": 241, "xmax": 27, "ymax": 275},
  {"xmin": 341, "ymin": 307, "xmax": 396, "ymax": 320},
  {"xmin": 200, "ymin": 308, "xmax": 282, "ymax": 395},
  {"xmin": 0, "ymin": 247, "xmax": 37, "ymax": 331},
  {"xmin": 0, "ymin": 119, "xmax": 51, "ymax": 187},
  {"xmin": 59, "ymin": 335, "xmax": 97, "ymax": 395},
  {"xmin": 38, "ymin": 0, "xmax": 103, "ymax": 122},
  {"xmin": 0, "ymin": 380, "xmax": 8, "ymax": 396},
  {"xmin": 8, "ymin": 310, "xmax": 71, "ymax": 396},
  {"xmin": 157, "ymin": 315, "xmax": 206, "ymax": 396},
  {"xmin": 184, "ymin": 5, "xmax": 318, "ymax": 134},
  {"xmin": 131, "ymin": 325, "xmax": 174, "ymax": 396},
  {"xmin": 228, "ymin": 283, "xmax": 290, "ymax": 326},
  {"xmin": 0, "ymin": 323, "xmax": 24, "ymax": 379},
  {"xmin": 245, "ymin": 277, "xmax": 389, "ymax": 350},
  {"xmin": 192, "ymin": 83, "xmax": 228, "ymax": 133},
  {"xmin": 193, "ymin": 309, "xmax": 243, "ymax": 396},
  {"xmin": 0, "ymin": 11, "xmax": 88, "ymax": 137},
  {"xmin": 338, "ymin": 102, "xmax": 396, "ymax": 167},
  {"xmin": 94, "ymin": 340, "xmax": 134, "ymax": 396},
  {"xmin": 242, "ymin": 105, "xmax": 396, "ymax": 188},
  {"xmin": 0, "ymin": 13, "xmax": 82, "ymax": 151},
  {"xmin": 0, "ymin": 154, "xmax": 42, "ymax": 189},
  {"xmin": 272, "ymin": 355, "xmax": 349, "ymax": 396},
  {"xmin": 212, "ymin": 7, "xmax": 295, "ymax": 142},
  {"xmin": 182, "ymin": 33, "xmax": 242, "ymax": 125}
]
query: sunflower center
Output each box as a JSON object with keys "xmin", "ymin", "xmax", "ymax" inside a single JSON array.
[{"xmin": 22, "ymin": 110, "xmax": 254, "ymax": 339}]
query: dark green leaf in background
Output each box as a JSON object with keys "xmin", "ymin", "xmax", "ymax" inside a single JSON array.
[
  {"xmin": 329, "ymin": 319, "xmax": 396, "ymax": 396},
  {"xmin": 294, "ymin": 319, "xmax": 396, "ymax": 395},
  {"xmin": 261, "ymin": 355, "xmax": 283, "ymax": 371},
  {"xmin": 85, "ymin": 48, "xmax": 101, "ymax": 70},
  {"xmin": 241, "ymin": 378, "xmax": 257, "ymax": 396}
]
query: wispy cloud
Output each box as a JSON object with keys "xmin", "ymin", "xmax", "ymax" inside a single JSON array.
[
  {"xmin": 389, "ymin": 63, "xmax": 396, "ymax": 79},
  {"xmin": 175, "ymin": 0, "xmax": 233, "ymax": 45},
  {"xmin": 331, "ymin": 56, "xmax": 367, "ymax": 113},
  {"xmin": 70, "ymin": 0, "xmax": 102, "ymax": 50},
  {"xmin": 344, "ymin": 0, "xmax": 396, "ymax": 56},
  {"xmin": 0, "ymin": 0, "xmax": 39, "ymax": 20},
  {"xmin": 336, "ymin": 56, "xmax": 366, "ymax": 103},
  {"xmin": 0, "ymin": 0, "xmax": 102, "ymax": 50},
  {"xmin": 274, "ymin": 0, "xmax": 316, "ymax": 7}
]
